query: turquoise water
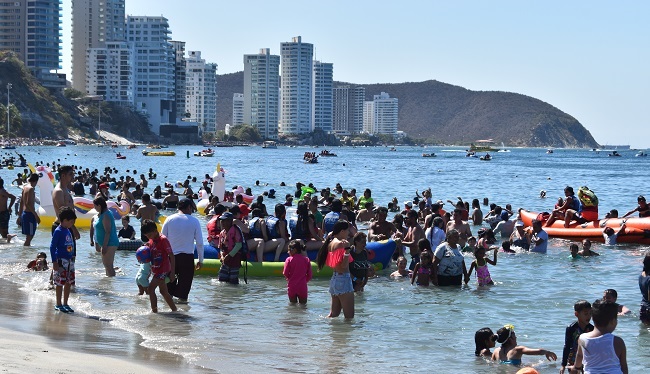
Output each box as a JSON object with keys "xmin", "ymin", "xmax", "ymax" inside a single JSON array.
[{"xmin": 0, "ymin": 145, "xmax": 648, "ymax": 373}]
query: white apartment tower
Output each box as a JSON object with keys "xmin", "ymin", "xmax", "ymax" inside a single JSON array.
[
  {"xmin": 280, "ymin": 36, "xmax": 313, "ymax": 135},
  {"xmin": 85, "ymin": 41, "xmax": 133, "ymax": 104},
  {"xmin": 363, "ymin": 92, "xmax": 398, "ymax": 135},
  {"xmin": 127, "ymin": 16, "xmax": 175, "ymax": 134},
  {"xmin": 71, "ymin": 0, "xmax": 126, "ymax": 91},
  {"xmin": 333, "ymin": 86, "xmax": 365, "ymax": 135},
  {"xmin": 312, "ymin": 61, "xmax": 333, "ymax": 133},
  {"xmin": 232, "ymin": 93, "xmax": 244, "ymax": 126},
  {"xmin": 0, "ymin": 1, "xmax": 65, "ymax": 88},
  {"xmin": 185, "ymin": 50, "xmax": 217, "ymax": 133},
  {"xmin": 244, "ymin": 48, "xmax": 280, "ymax": 139},
  {"xmin": 170, "ymin": 41, "xmax": 187, "ymax": 121}
]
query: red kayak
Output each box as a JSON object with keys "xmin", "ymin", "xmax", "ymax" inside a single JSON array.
[{"xmin": 519, "ymin": 209, "xmax": 650, "ymax": 244}]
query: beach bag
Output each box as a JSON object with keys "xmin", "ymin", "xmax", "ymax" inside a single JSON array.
[{"xmin": 578, "ymin": 186, "xmax": 598, "ymax": 207}]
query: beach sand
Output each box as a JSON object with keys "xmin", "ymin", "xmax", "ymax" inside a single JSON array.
[{"xmin": 0, "ymin": 279, "xmax": 211, "ymax": 374}]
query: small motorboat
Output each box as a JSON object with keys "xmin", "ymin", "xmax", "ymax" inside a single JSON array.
[
  {"xmin": 546, "ymin": 149, "xmax": 554, "ymax": 154},
  {"xmin": 142, "ymin": 150, "xmax": 176, "ymax": 156},
  {"xmin": 127, "ymin": 144, "xmax": 137, "ymax": 149},
  {"xmin": 635, "ymin": 151, "xmax": 647, "ymax": 157},
  {"xmin": 319, "ymin": 150, "xmax": 337, "ymax": 157},
  {"xmin": 194, "ymin": 149, "xmax": 215, "ymax": 157},
  {"xmin": 305, "ymin": 156, "xmax": 319, "ymax": 164},
  {"xmin": 116, "ymin": 153, "xmax": 126, "ymax": 160},
  {"xmin": 479, "ymin": 153, "xmax": 492, "ymax": 161},
  {"xmin": 422, "ymin": 153, "xmax": 437, "ymax": 158},
  {"xmin": 56, "ymin": 141, "xmax": 66, "ymax": 147},
  {"xmin": 608, "ymin": 151, "xmax": 622, "ymax": 157}
]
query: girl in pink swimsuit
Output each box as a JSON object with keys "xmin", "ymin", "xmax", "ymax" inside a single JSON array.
[
  {"xmin": 466, "ymin": 245, "xmax": 497, "ymax": 286},
  {"xmin": 283, "ymin": 240, "xmax": 313, "ymax": 304}
]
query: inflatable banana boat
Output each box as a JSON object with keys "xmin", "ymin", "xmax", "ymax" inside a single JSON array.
[{"xmin": 519, "ymin": 209, "xmax": 650, "ymax": 244}]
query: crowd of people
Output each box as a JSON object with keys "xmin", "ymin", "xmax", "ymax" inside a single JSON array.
[{"xmin": 4, "ymin": 160, "xmax": 649, "ymax": 370}]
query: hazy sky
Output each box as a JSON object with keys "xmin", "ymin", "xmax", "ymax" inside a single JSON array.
[{"xmin": 60, "ymin": 1, "xmax": 649, "ymax": 147}]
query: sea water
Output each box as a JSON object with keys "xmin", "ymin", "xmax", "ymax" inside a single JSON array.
[{"xmin": 0, "ymin": 145, "xmax": 648, "ymax": 373}]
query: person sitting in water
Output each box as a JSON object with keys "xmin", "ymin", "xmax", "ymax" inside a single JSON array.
[
  {"xmin": 162, "ymin": 189, "xmax": 179, "ymax": 210},
  {"xmin": 603, "ymin": 224, "xmax": 625, "ymax": 245},
  {"xmin": 355, "ymin": 202, "xmax": 374, "ymax": 222},
  {"xmin": 579, "ymin": 239, "xmax": 599, "ymax": 256},
  {"xmin": 27, "ymin": 252, "xmax": 49, "ymax": 271},
  {"xmin": 546, "ymin": 186, "xmax": 584, "ymax": 228},
  {"xmin": 390, "ymin": 256, "xmax": 410, "ymax": 278},
  {"xmin": 603, "ymin": 289, "xmax": 631, "ymax": 315},
  {"xmin": 491, "ymin": 324, "xmax": 557, "ymax": 365},
  {"xmin": 118, "ymin": 216, "xmax": 136, "ymax": 240},
  {"xmin": 622, "ymin": 195, "xmax": 650, "ymax": 218}
]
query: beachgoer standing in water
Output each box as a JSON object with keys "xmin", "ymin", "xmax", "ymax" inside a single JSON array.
[
  {"xmin": 18, "ymin": 173, "xmax": 40, "ymax": 246},
  {"xmin": 317, "ymin": 220, "xmax": 354, "ymax": 319},
  {"xmin": 161, "ymin": 198, "xmax": 204, "ymax": 303}
]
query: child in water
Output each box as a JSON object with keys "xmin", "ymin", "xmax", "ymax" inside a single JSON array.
[
  {"xmin": 492, "ymin": 324, "xmax": 557, "ymax": 365},
  {"xmin": 474, "ymin": 327, "xmax": 498, "ymax": 357},
  {"xmin": 135, "ymin": 246, "xmax": 151, "ymax": 295},
  {"xmin": 283, "ymin": 240, "xmax": 312, "ymax": 304},
  {"xmin": 569, "ymin": 243, "xmax": 581, "ymax": 259},
  {"xmin": 466, "ymin": 244, "xmax": 497, "ymax": 286},
  {"xmin": 500, "ymin": 241, "xmax": 516, "ymax": 253},
  {"xmin": 462, "ymin": 236, "xmax": 477, "ymax": 253},
  {"xmin": 569, "ymin": 299, "xmax": 627, "ymax": 374},
  {"xmin": 411, "ymin": 250, "xmax": 433, "ymax": 286},
  {"xmin": 560, "ymin": 300, "xmax": 593, "ymax": 374},
  {"xmin": 349, "ymin": 232, "xmax": 370, "ymax": 292},
  {"xmin": 27, "ymin": 252, "xmax": 49, "ymax": 271},
  {"xmin": 390, "ymin": 256, "xmax": 410, "ymax": 278}
]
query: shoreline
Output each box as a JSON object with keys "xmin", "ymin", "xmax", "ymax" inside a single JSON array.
[{"xmin": 0, "ymin": 279, "xmax": 212, "ymax": 374}]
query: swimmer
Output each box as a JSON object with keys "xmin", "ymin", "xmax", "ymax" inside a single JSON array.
[
  {"xmin": 27, "ymin": 252, "xmax": 49, "ymax": 271},
  {"xmin": 390, "ymin": 256, "xmax": 410, "ymax": 277},
  {"xmin": 411, "ymin": 250, "xmax": 433, "ymax": 286},
  {"xmin": 540, "ymin": 190, "xmax": 547, "ymax": 198},
  {"xmin": 491, "ymin": 324, "xmax": 557, "ymax": 365},
  {"xmin": 579, "ymin": 239, "xmax": 599, "ymax": 256},
  {"xmin": 603, "ymin": 289, "xmax": 630, "ymax": 315},
  {"xmin": 569, "ymin": 243, "xmax": 581, "ymax": 259},
  {"xmin": 474, "ymin": 327, "xmax": 497, "ymax": 357}
]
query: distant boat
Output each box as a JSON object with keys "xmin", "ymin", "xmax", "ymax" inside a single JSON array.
[
  {"xmin": 422, "ymin": 153, "xmax": 437, "ymax": 158},
  {"xmin": 262, "ymin": 141, "xmax": 277, "ymax": 149},
  {"xmin": 479, "ymin": 153, "xmax": 492, "ymax": 161},
  {"xmin": 497, "ymin": 142, "xmax": 510, "ymax": 152},
  {"xmin": 56, "ymin": 141, "xmax": 66, "ymax": 147},
  {"xmin": 1, "ymin": 144, "xmax": 15, "ymax": 149},
  {"xmin": 635, "ymin": 151, "xmax": 647, "ymax": 157},
  {"xmin": 389, "ymin": 147, "xmax": 397, "ymax": 152},
  {"xmin": 546, "ymin": 149, "xmax": 554, "ymax": 154},
  {"xmin": 469, "ymin": 139, "xmax": 499, "ymax": 152},
  {"xmin": 608, "ymin": 151, "xmax": 622, "ymax": 157}
]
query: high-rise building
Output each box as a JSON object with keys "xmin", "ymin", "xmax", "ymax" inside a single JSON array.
[
  {"xmin": 0, "ymin": 1, "xmax": 65, "ymax": 88},
  {"xmin": 363, "ymin": 92, "xmax": 398, "ymax": 135},
  {"xmin": 279, "ymin": 36, "xmax": 313, "ymax": 135},
  {"xmin": 185, "ymin": 50, "xmax": 217, "ymax": 133},
  {"xmin": 312, "ymin": 61, "xmax": 333, "ymax": 133},
  {"xmin": 232, "ymin": 93, "xmax": 244, "ymax": 126},
  {"xmin": 85, "ymin": 41, "xmax": 132, "ymax": 104},
  {"xmin": 243, "ymin": 48, "xmax": 280, "ymax": 139},
  {"xmin": 127, "ymin": 16, "xmax": 175, "ymax": 134},
  {"xmin": 170, "ymin": 41, "xmax": 187, "ymax": 121},
  {"xmin": 333, "ymin": 86, "xmax": 365, "ymax": 135},
  {"xmin": 71, "ymin": 0, "xmax": 126, "ymax": 91}
]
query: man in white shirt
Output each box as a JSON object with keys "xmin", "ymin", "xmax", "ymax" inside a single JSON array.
[
  {"xmin": 530, "ymin": 219, "xmax": 548, "ymax": 254},
  {"xmin": 162, "ymin": 198, "xmax": 204, "ymax": 303}
]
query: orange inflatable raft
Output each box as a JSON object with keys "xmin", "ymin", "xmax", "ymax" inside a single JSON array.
[{"xmin": 519, "ymin": 209, "xmax": 650, "ymax": 244}]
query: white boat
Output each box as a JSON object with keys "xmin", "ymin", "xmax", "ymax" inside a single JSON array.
[
  {"xmin": 262, "ymin": 141, "xmax": 277, "ymax": 149},
  {"xmin": 635, "ymin": 151, "xmax": 647, "ymax": 157}
]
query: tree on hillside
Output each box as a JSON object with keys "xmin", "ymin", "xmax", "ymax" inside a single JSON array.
[{"xmin": 0, "ymin": 104, "xmax": 22, "ymax": 136}]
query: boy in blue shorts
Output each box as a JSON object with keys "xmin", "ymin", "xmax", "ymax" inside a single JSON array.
[{"xmin": 50, "ymin": 206, "xmax": 77, "ymax": 313}]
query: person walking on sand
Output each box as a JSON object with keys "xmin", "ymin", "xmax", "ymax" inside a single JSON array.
[
  {"xmin": 17, "ymin": 173, "xmax": 40, "ymax": 246},
  {"xmin": 161, "ymin": 198, "xmax": 204, "ymax": 304}
]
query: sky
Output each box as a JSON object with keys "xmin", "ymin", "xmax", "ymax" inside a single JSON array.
[{"xmin": 60, "ymin": 1, "xmax": 650, "ymax": 147}]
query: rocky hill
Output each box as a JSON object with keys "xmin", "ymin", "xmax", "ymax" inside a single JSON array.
[
  {"xmin": 0, "ymin": 51, "xmax": 152, "ymax": 140},
  {"xmin": 217, "ymin": 71, "xmax": 598, "ymax": 148}
]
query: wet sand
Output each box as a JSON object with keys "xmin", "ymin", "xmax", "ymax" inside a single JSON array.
[{"xmin": 0, "ymin": 279, "xmax": 211, "ymax": 374}]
